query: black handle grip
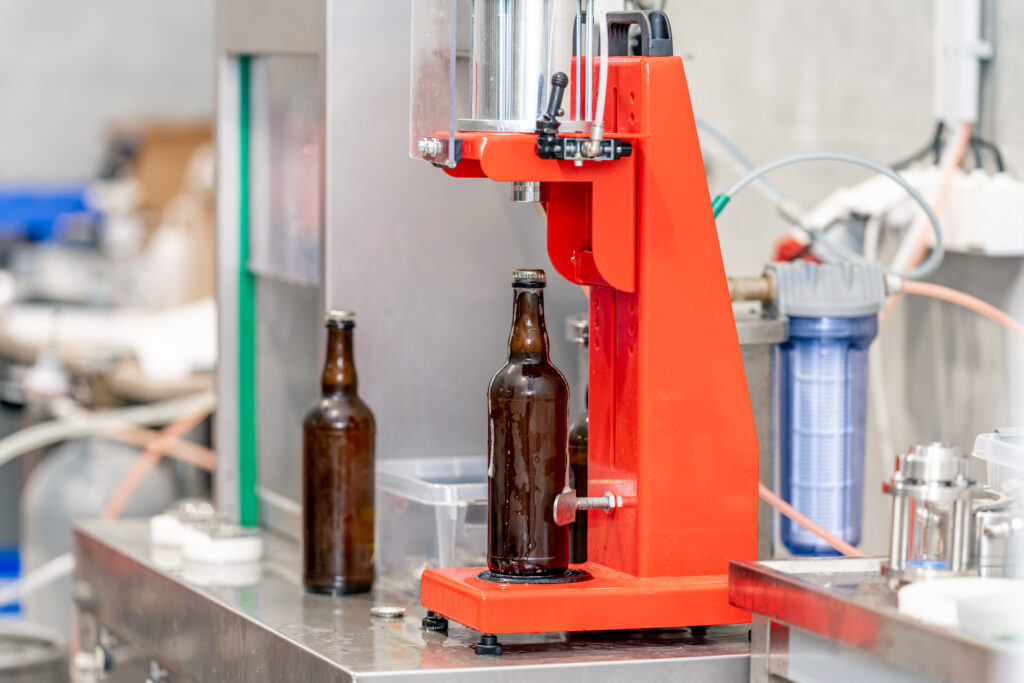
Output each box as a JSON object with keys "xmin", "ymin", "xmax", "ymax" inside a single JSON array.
[
  {"xmin": 606, "ymin": 10, "xmax": 673, "ymax": 57},
  {"xmin": 545, "ymin": 72, "xmax": 569, "ymax": 120}
]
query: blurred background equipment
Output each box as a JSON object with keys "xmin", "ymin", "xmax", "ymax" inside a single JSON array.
[
  {"xmin": 0, "ymin": 2, "xmax": 219, "ymax": 666},
  {"xmin": 0, "ymin": 0, "xmax": 1017, "ymax": 681}
]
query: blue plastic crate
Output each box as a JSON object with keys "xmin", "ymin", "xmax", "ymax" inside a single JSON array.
[
  {"xmin": 0, "ymin": 184, "xmax": 99, "ymax": 242},
  {"xmin": 0, "ymin": 545, "xmax": 20, "ymax": 616}
]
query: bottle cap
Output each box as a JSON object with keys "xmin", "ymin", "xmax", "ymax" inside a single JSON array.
[
  {"xmin": 512, "ymin": 269, "xmax": 546, "ymax": 287},
  {"xmin": 325, "ymin": 310, "xmax": 356, "ymax": 326}
]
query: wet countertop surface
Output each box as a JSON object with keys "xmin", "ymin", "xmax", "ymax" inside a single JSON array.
[{"xmin": 74, "ymin": 519, "xmax": 750, "ymax": 682}]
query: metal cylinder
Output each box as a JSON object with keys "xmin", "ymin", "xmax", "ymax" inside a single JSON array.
[
  {"xmin": 882, "ymin": 443, "xmax": 982, "ymax": 584},
  {"xmin": 973, "ymin": 490, "xmax": 1022, "ymax": 578},
  {"xmin": 889, "ymin": 492, "xmax": 909, "ymax": 572},
  {"xmin": 462, "ymin": 0, "xmax": 578, "ymax": 132},
  {"xmin": 0, "ymin": 623, "xmax": 67, "ymax": 682},
  {"xmin": 511, "ymin": 181, "xmax": 542, "ymax": 202},
  {"xmin": 734, "ymin": 307, "xmax": 787, "ymax": 559}
]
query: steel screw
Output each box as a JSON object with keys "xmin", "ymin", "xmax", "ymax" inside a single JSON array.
[{"xmin": 417, "ymin": 137, "xmax": 443, "ymax": 158}]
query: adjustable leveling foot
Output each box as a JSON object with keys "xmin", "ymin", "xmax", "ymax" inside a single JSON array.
[
  {"xmin": 474, "ymin": 634, "xmax": 503, "ymax": 656},
  {"xmin": 421, "ymin": 611, "xmax": 448, "ymax": 633}
]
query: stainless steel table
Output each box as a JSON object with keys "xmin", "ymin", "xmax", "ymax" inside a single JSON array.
[
  {"xmin": 729, "ymin": 556, "xmax": 1024, "ymax": 683},
  {"xmin": 73, "ymin": 520, "xmax": 750, "ymax": 682}
]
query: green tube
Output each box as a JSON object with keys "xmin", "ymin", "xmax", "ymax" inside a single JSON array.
[
  {"xmin": 711, "ymin": 193, "xmax": 731, "ymax": 218},
  {"xmin": 238, "ymin": 55, "xmax": 259, "ymax": 528}
]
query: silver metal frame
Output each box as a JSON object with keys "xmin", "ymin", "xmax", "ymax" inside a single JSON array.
[
  {"xmin": 731, "ymin": 557, "xmax": 1024, "ymax": 683},
  {"xmin": 74, "ymin": 520, "xmax": 751, "ymax": 682},
  {"xmin": 217, "ymin": 0, "xmax": 589, "ymax": 540},
  {"xmin": 215, "ymin": 0, "xmax": 328, "ymax": 529}
]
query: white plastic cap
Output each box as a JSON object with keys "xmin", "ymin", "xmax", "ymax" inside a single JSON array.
[{"xmin": 181, "ymin": 521, "xmax": 263, "ymax": 565}]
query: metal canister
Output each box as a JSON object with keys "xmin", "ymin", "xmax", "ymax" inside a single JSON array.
[
  {"xmin": 0, "ymin": 623, "xmax": 67, "ymax": 683},
  {"xmin": 973, "ymin": 490, "xmax": 1022, "ymax": 578},
  {"xmin": 461, "ymin": 0, "xmax": 578, "ymax": 132}
]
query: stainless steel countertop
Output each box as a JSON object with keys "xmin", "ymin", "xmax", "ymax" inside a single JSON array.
[
  {"xmin": 730, "ymin": 556, "xmax": 1024, "ymax": 683},
  {"xmin": 73, "ymin": 520, "xmax": 750, "ymax": 682}
]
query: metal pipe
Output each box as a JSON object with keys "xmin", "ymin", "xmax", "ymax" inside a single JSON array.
[
  {"xmin": 889, "ymin": 494, "xmax": 909, "ymax": 572},
  {"xmin": 951, "ymin": 498, "xmax": 971, "ymax": 572},
  {"xmin": 585, "ymin": 0, "xmax": 594, "ymax": 123},
  {"xmin": 728, "ymin": 275, "xmax": 775, "ymax": 305},
  {"xmin": 575, "ymin": 0, "xmax": 582, "ymax": 121}
]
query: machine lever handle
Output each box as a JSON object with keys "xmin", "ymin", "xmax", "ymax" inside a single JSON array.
[
  {"xmin": 553, "ymin": 489, "xmax": 622, "ymax": 526},
  {"xmin": 536, "ymin": 72, "xmax": 568, "ymax": 137}
]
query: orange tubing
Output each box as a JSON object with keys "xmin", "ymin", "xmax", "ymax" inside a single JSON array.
[
  {"xmin": 900, "ymin": 281, "xmax": 1024, "ymax": 340},
  {"xmin": 108, "ymin": 427, "xmax": 217, "ymax": 472},
  {"xmin": 884, "ymin": 122, "xmax": 972, "ymax": 321},
  {"xmin": 101, "ymin": 410, "xmax": 210, "ymax": 520},
  {"xmin": 758, "ymin": 482, "xmax": 867, "ymax": 557}
]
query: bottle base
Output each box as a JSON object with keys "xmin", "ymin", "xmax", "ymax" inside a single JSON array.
[{"xmin": 476, "ymin": 568, "xmax": 591, "ymax": 585}]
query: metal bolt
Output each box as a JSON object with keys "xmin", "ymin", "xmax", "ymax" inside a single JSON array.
[
  {"xmin": 417, "ymin": 137, "xmax": 443, "ymax": 158},
  {"xmin": 554, "ymin": 490, "xmax": 622, "ymax": 526}
]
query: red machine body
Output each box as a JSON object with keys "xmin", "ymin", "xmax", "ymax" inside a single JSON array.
[{"xmin": 420, "ymin": 55, "xmax": 758, "ymax": 633}]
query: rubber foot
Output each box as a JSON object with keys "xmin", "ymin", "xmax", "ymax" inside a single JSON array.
[
  {"xmin": 421, "ymin": 611, "xmax": 448, "ymax": 632},
  {"xmin": 474, "ymin": 634, "xmax": 503, "ymax": 656}
]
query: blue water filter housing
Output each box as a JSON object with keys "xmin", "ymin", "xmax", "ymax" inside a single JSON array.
[
  {"xmin": 779, "ymin": 315, "xmax": 877, "ymax": 555},
  {"xmin": 767, "ymin": 261, "xmax": 887, "ymax": 557}
]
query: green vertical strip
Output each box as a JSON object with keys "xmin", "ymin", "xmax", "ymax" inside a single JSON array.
[{"xmin": 238, "ymin": 55, "xmax": 259, "ymax": 527}]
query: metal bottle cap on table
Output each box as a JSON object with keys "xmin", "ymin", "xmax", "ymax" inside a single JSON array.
[
  {"xmin": 512, "ymin": 269, "xmax": 546, "ymax": 287},
  {"xmin": 325, "ymin": 310, "xmax": 357, "ymax": 325}
]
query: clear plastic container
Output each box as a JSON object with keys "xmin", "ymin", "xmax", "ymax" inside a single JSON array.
[
  {"xmin": 973, "ymin": 430, "xmax": 1024, "ymax": 496},
  {"xmin": 779, "ymin": 315, "xmax": 877, "ymax": 555},
  {"xmin": 375, "ymin": 456, "xmax": 487, "ymax": 596}
]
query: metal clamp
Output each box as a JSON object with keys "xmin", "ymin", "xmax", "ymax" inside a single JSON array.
[{"xmin": 553, "ymin": 489, "xmax": 622, "ymax": 526}]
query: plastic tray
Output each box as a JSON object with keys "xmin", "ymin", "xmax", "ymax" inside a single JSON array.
[{"xmin": 376, "ymin": 456, "xmax": 487, "ymax": 596}]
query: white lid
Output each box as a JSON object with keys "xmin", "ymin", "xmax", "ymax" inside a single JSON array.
[
  {"xmin": 181, "ymin": 561, "xmax": 262, "ymax": 587},
  {"xmin": 898, "ymin": 577, "xmax": 1024, "ymax": 629},
  {"xmin": 972, "ymin": 430, "xmax": 1024, "ymax": 473},
  {"xmin": 181, "ymin": 522, "xmax": 263, "ymax": 564},
  {"xmin": 150, "ymin": 513, "xmax": 185, "ymax": 547}
]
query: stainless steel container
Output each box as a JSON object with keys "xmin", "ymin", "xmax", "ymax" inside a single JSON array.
[
  {"xmin": 0, "ymin": 623, "xmax": 67, "ymax": 683},
  {"xmin": 461, "ymin": 0, "xmax": 578, "ymax": 132},
  {"xmin": 735, "ymin": 306, "xmax": 787, "ymax": 559},
  {"xmin": 883, "ymin": 443, "xmax": 984, "ymax": 583},
  {"xmin": 973, "ymin": 490, "xmax": 1022, "ymax": 578}
]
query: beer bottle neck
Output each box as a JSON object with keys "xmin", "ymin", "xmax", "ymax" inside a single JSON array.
[
  {"xmin": 508, "ymin": 287, "xmax": 549, "ymax": 359},
  {"xmin": 322, "ymin": 324, "xmax": 358, "ymax": 395}
]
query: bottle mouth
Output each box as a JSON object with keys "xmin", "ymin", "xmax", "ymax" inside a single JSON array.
[
  {"xmin": 325, "ymin": 309, "xmax": 356, "ymax": 327},
  {"xmin": 512, "ymin": 268, "xmax": 546, "ymax": 288}
]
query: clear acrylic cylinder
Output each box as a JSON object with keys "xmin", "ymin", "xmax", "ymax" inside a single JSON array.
[{"xmin": 778, "ymin": 315, "xmax": 878, "ymax": 555}]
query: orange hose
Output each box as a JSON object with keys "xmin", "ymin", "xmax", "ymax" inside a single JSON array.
[
  {"xmin": 903, "ymin": 122, "xmax": 972, "ymax": 270},
  {"xmin": 101, "ymin": 410, "xmax": 210, "ymax": 520},
  {"xmin": 108, "ymin": 427, "xmax": 216, "ymax": 472},
  {"xmin": 884, "ymin": 122, "xmax": 972, "ymax": 321},
  {"xmin": 758, "ymin": 483, "xmax": 867, "ymax": 557},
  {"xmin": 899, "ymin": 281, "xmax": 1024, "ymax": 340}
]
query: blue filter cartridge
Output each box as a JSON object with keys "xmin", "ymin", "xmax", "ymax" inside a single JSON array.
[{"xmin": 779, "ymin": 315, "xmax": 877, "ymax": 555}]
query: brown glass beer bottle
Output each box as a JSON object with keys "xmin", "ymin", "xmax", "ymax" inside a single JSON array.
[
  {"xmin": 568, "ymin": 389, "xmax": 588, "ymax": 564},
  {"xmin": 487, "ymin": 269, "xmax": 570, "ymax": 576},
  {"xmin": 302, "ymin": 310, "xmax": 375, "ymax": 594}
]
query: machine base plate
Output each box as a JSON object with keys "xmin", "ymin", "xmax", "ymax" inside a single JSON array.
[{"xmin": 421, "ymin": 563, "xmax": 749, "ymax": 635}]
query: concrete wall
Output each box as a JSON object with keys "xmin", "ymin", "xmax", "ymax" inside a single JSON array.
[
  {"xmin": 0, "ymin": 0, "xmax": 213, "ymax": 181},
  {"xmin": 668, "ymin": 0, "xmax": 1024, "ymax": 554},
  {"xmin": 3, "ymin": 0, "xmax": 1020, "ymax": 555}
]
